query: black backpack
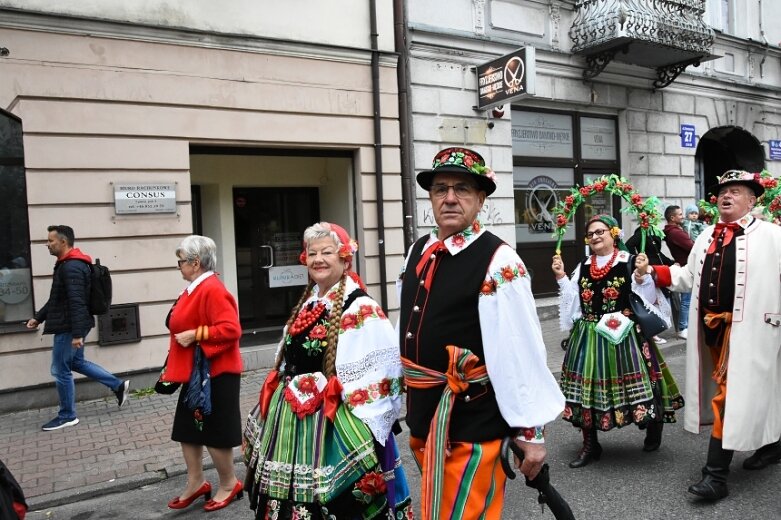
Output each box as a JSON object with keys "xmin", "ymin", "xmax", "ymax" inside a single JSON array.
[{"xmin": 88, "ymin": 259, "xmax": 112, "ymax": 315}]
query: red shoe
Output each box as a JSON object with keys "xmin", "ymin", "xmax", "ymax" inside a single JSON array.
[
  {"xmin": 203, "ymin": 480, "xmax": 244, "ymax": 512},
  {"xmin": 168, "ymin": 481, "xmax": 212, "ymax": 509}
]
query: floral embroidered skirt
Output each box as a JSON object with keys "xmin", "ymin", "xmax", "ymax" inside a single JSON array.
[
  {"xmin": 559, "ymin": 320, "xmax": 684, "ymax": 431},
  {"xmin": 244, "ymin": 377, "xmax": 413, "ymax": 520}
]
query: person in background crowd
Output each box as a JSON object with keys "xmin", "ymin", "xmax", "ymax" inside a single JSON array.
[
  {"xmin": 683, "ymin": 204, "xmax": 705, "ymax": 241},
  {"xmin": 26, "ymin": 225, "xmax": 129, "ymax": 431},
  {"xmin": 553, "ymin": 214, "xmax": 683, "ymax": 468},
  {"xmin": 635, "ymin": 170, "xmax": 781, "ymax": 502},
  {"xmin": 163, "ymin": 235, "xmax": 244, "ymax": 513},
  {"xmin": 244, "ymin": 222, "xmax": 412, "ymax": 519},
  {"xmin": 398, "ymin": 147, "xmax": 564, "ymax": 519},
  {"xmin": 663, "ymin": 205, "xmax": 695, "ymax": 340},
  {"xmin": 626, "ymin": 225, "xmax": 674, "ymax": 344}
]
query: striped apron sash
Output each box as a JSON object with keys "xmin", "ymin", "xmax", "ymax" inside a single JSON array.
[{"xmin": 402, "ymin": 345, "xmax": 490, "ymax": 520}]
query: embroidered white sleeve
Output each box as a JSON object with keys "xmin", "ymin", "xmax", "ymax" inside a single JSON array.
[
  {"xmin": 632, "ymin": 274, "xmax": 672, "ymax": 329},
  {"xmin": 480, "ymin": 245, "xmax": 565, "ymax": 430},
  {"xmin": 336, "ymin": 294, "xmax": 403, "ymax": 446},
  {"xmin": 557, "ymin": 263, "xmax": 581, "ymax": 331}
]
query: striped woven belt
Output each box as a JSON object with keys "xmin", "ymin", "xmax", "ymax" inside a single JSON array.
[{"xmin": 402, "ymin": 345, "xmax": 489, "ymax": 520}]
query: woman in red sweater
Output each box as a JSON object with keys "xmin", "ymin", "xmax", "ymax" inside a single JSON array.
[{"xmin": 163, "ymin": 235, "xmax": 243, "ymax": 512}]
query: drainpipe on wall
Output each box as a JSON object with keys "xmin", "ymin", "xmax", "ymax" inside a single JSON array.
[
  {"xmin": 394, "ymin": 0, "xmax": 416, "ymax": 250},
  {"xmin": 370, "ymin": 0, "xmax": 388, "ymax": 310}
]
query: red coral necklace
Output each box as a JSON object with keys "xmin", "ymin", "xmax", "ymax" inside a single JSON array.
[
  {"xmin": 289, "ymin": 301, "xmax": 326, "ymax": 336},
  {"xmin": 589, "ymin": 248, "xmax": 618, "ymax": 280}
]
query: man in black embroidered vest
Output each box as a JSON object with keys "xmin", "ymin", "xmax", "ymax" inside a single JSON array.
[
  {"xmin": 397, "ymin": 147, "xmax": 564, "ymax": 519},
  {"xmin": 636, "ymin": 170, "xmax": 781, "ymax": 502}
]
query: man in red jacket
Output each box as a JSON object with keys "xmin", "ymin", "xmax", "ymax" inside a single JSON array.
[{"xmin": 663, "ymin": 206, "xmax": 694, "ymax": 339}]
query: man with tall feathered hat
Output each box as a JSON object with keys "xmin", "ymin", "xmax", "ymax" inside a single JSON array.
[
  {"xmin": 396, "ymin": 147, "xmax": 564, "ymax": 519},
  {"xmin": 636, "ymin": 169, "xmax": 781, "ymax": 501}
]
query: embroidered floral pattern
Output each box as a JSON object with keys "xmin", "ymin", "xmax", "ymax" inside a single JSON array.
[
  {"xmin": 600, "ymin": 277, "xmax": 625, "ymax": 313},
  {"xmin": 433, "ymin": 219, "xmax": 482, "ymax": 251},
  {"xmin": 339, "ymin": 305, "xmax": 388, "ymax": 334},
  {"xmin": 580, "ymin": 278, "xmax": 594, "ymax": 314},
  {"xmin": 483, "ymin": 262, "xmax": 528, "ymax": 295},
  {"xmin": 292, "ymin": 504, "xmax": 312, "ymax": 520},
  {"xmin": 479, "ymin": 279, "xmax": 497, "ymax": 296},
  {"xmin": 352, "ymin": 471, "xmax": 387, "ymax": 504},
  {"xmin": 344, "ymin": 377, "xmax": 404, "ymax": 411},
  {"xmin": 298, "ymin": 320, "xmax": 329, "ymax": 356},
  {"xmin": 519, "ymin": 426, "xmax": 544, "ymax": 441},
  {"xmin": 266, "ymin": 499, "xmax": 280, "ymax": 519}
]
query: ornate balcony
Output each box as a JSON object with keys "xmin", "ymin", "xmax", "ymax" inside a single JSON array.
[{"xmin": 570, "ymin": 0, "xmax": 716, "ymax": 89}]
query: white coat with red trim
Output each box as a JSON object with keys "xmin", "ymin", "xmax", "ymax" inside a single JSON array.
[{"xmin": 663, "ymin": 218, "xmax": 781, "ymax": 451}]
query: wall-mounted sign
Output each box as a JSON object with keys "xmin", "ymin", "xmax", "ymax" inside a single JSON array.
[
  {"xmin": 268, "ymin": 265, "xmax": 308, "ymax": 288},
  {"xmin": 476, "ymin": 47, "xmax": 536, "ymax": 110},
  {"xmin": 770, "ymin": 140, "xmax": 781, "ymax": 160},
  {"xmin": 580, "ymin": 117, "xmax": 617, "ymax": 161},
  {"xmin": 680, "ymin": 124, "xmax": 696, "ymax": 148},
  {"xmin": 511, "ymin": 111, "xmax": 574, "ymax": 159},
  {"xmin": 114, "ymin": 184, "xmax": 177, "ymax": 214}
]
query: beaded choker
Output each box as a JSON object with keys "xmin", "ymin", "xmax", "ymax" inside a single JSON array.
[
  {"xmin": 288, "ymin": 301, "xmax": 326, "ymax": 337},
  {"xmin": 589, "ymin": 248, "xmax": 619, "ymax": 280}
]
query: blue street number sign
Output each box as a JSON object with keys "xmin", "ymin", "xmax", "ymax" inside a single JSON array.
[
  {"xmin": 680, "ymin": 124, "xmax": 696, "ymax": 148},
  {"xmin": 770, "ymin": 140, "xmax": 781, "ymax": 160}
]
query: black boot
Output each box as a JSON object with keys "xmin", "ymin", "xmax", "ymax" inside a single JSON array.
[
  {"xmin": 688, "ymin": 436, "xmax": 734, "ymax": 501},
  {"xmin": 569, "ymin": 427, "xmax": 602, "ymax": 468},
  {"xmin": 643, "ymin": 420, "xmax": 664, "ymax": 452},
  {"xmin": 743, "ymin": 438, "xmax": 781, "ymax": 470}
]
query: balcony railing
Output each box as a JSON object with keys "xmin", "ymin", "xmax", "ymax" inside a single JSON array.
[{"xmin": 570, "ymin": 0, "xmax": 716, "ymax": 89}]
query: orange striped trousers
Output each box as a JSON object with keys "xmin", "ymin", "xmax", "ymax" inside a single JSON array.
[{"xmin": 410, "ymin": 435, "xmax": 507, "ymax": 520}]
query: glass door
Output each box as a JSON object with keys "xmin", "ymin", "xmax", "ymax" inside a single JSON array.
[{"xmin": 233, "ymin": 187, "xmax": 319, "ymax": 331}]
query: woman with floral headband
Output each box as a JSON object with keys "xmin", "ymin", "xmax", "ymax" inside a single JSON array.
[
  {"xmin": 551, "ymin": 214, "xmax": 684, "ymax": 468},
  {"xmin": 244, "ymin": 222, "xmax": 413, "ymax": 519}
]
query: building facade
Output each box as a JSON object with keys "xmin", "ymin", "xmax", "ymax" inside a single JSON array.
[
  {"xmin": 404, "ymin": 0, "xmax": 781, "ymax": 295},
  {"xmin": 0, "ymin": 0, "xmax": 405, "ymax": 408}
]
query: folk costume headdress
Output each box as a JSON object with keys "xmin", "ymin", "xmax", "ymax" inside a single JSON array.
[
  {"xmin": 587, "ymin": 214, "xmax": 628, "ymax": 252},
  {"xmin": 299, "ymin": 222, "xmax": 366, "ymax": 290},
  {"xmin": 708, "ymin": 169, "xmax": 765, "ymax": 198},
  {"xmin": 416, "ymin": 147, "xmax": 497, "ymax": 196}
]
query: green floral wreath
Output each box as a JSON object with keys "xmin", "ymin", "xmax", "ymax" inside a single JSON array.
[
  {"xmin": 552, "ymin": 174, "xmax": 664, "ymax": 254},
  {"xmin": 697, "ymin": 170, "xmax": 781, "ymax": 224}
]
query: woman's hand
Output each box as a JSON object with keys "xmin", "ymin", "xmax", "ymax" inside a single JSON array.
[
  {"xmin": 634, "ymin": 253, "xmax": 652, "ymax": 282},
  {"xmin": 175, "ymin": 329, "xmax": 197, "ymax": 347},
  {"xmin": 551, "ymin": 255, "xmax": 566, "ymax": 280}
]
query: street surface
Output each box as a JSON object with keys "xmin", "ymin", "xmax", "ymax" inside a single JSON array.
[{"xmin": 9, "ymin": 320, "xmax": 780, "ymax": 519}]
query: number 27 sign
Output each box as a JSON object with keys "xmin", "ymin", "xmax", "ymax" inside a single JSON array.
[{"xmin": 680, "ymin": 124, "xmax": 696, "ymax": 148}]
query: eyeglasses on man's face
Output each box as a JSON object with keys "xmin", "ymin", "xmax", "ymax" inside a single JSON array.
[
  {"xmin": 430, "ymin": 183, "xmax": 476, "ymax": 199},
  {"xmin": 585, "ymin": 228, "xmax": 609, "ymax": 239},
  {"xmin": 177, "ymin": 259, "xmax": 189, "ymax": 267}
]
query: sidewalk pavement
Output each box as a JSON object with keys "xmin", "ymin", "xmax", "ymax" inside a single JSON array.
[{"xmin": 0, "ymin": 318, "xmax": 685, "ymax": 510}]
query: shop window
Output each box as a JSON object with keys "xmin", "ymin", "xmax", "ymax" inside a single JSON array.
[
  {"xmin": 0, "ymin": 110, "xmax": 33, "ymax": 328},
  {"xmin": 513, "ymin": 166, "xmax": 575, "ymax": 245},
  {"xmin": 511, "ymin": 108, "xmax": 619, "ymax": 295}
]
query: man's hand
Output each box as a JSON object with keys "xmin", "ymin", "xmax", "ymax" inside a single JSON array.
[
  {"xmin": 26, "ymin": 319, "xmax": 39, "ymax": 329},
  {"xmin": 72, "ymin": 337, "xmax": 84, "ymax": 349},
  {"xmin": 175, "ymin": 329, "xmax": 197, "ymax": 347},
  {"xmin": 513, "ymin": 439, "xmax": 546, "ymax": 480}
]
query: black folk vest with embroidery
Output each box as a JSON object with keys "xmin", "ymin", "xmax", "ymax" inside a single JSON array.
[{"xmin": 399, "ymin": 232, "xmax": 511, "ymax": 442}]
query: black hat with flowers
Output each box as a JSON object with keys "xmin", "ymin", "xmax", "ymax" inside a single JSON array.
[
  {"xmin": 417, "ymin": 147, "xmax": 497, "ymax": 196},
  {"xmin": 709, "ymin": 169, "xmax": 765, "ymax": 198}
]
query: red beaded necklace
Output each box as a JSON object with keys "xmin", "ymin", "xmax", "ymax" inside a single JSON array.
[
  {"xmin": 589, "ymin": 247, "xmax": 619, "ymax": 280},
  {"xmin": 288, "ymin": 301, "xmax": 326, "ymax": 337}
]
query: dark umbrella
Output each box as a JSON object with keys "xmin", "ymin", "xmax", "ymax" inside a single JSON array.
[{"xmin": 500, "ymin": 437, "xmax": 576, "ymax": 519}]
